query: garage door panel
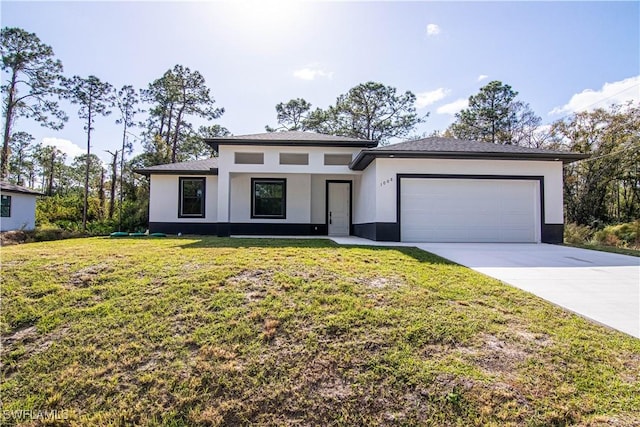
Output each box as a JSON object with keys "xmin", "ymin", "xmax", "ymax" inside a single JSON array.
[{"xmin": 400, "ymin": 178, "xmax": 539, "ymax": 243}]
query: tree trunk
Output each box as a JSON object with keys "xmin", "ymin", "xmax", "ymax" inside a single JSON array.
[
  {"xmin": 47, "ymin": 149, "xmax": 55, "ymax": 196},
  {"xmin": 171, "ymin": 106, "xmax": 186, "ymax": 163},
  {"xmin": 99, "ymin": 167, "xmax": 105, "ymax": 220},
  {"xmin": 109, "ymin": 150, "xmax": 117, "ymax": 219},
  {"xmin": 83, "ymin": 103, "xmax": 92, "ymax": 231},
  {"xmin": 119, "ymin": 126, "xmax": 127, "ymax": 231},
  {"xmin": 1, "ymin": 71, "xmax": 18, "ymax": 179}
]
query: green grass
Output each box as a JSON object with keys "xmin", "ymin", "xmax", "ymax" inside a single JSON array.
[
  {"xmin": 564, "ymin": 242, "xmax": 640, "ymax": 257},
  {"xmin": 1, "ymin": 237, "xmax": 639, "ymax": 426}
]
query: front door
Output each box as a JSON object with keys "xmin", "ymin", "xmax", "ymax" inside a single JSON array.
[{"xmin": 328, "ymin": 182, "xmax": 350, "ymax": 236}]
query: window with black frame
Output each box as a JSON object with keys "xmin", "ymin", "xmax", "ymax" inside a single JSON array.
[
  {"xmin": 252, "ymin": 178, "xmax": 286, "ymax": 219},
  {"xmin": 1, "ymin": 195, "xmax": 11, "ymax": 217},
  {"xmin": 179, "ymin": 178, "xmax": 205, "ymax": 217}
]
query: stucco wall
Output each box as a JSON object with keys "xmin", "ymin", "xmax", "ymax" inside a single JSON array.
[
  {"xmin": 0, "ymin": 192, "xmax": 37, "ymax": 231},
  {"xmin": 217, "ymin": 145, "xmax": 362, "ymax": 222},
  {"xmin": 229, "ymin": 173, "xmax": 311, "ymax": 223},
  {"xmin": 149, "ymin": 175, "xmax": 218, "ymax": 223},
  {"xmin": 371, "ymin": 158, "xmax": 564, "ymax": 224},
  {"xmin": 352, "ymin": 162, "xmax": 376, "ymax": 224}
]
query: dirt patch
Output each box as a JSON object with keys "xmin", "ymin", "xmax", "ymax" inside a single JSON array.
[
  {"xmin": 1, "ymin": 325, "xmax": 70, "ymax": 377},
  {"xmin": 457, "ymin": 333, "xmax": 530, "ymax": 377},
  {"xmin": 227, "ymin": 270, "xmax": 273, "ymax": 302},
  {"xmin": 0, "ymin": 230, "xmax": 29, "ymax": 246},
  {"xmin": 69, "ymin": 263, "xmax": 114, "ymax": 287}
]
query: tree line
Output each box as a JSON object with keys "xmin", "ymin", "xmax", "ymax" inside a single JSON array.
[{"xmin": 2, "ymin": 26, "xmax": 638, "ymax": 233}]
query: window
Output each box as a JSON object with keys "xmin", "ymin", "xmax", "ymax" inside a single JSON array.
[
  {"xmin": 324, "ymin": 154, "xmax": 352, "ymax": 166},
  {"xmin": 179, "ymin": 178, "xmax": 205, "ymax": 218},
  {"xmin": 1, "ymin": 195, "xmax": 11, "ymax": 217},
  {"xmin": 235, "ymin": 152, "xmax": 264, "ymax": 164},
  {"xmin": 252, "ymin": 178, "xmax": 286, "ymax": 219},
  {"xmin": 279, "ymin": 153, "xmax": 309, "ymax": 165}
]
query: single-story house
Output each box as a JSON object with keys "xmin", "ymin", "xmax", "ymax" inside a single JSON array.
[
  {"xmin": 135, "ymin": 131, "xmax": 586, "ymax": 243},
  {"xmin": 0, "ymin": 181, "xmax": 43, "ymax": 232}
]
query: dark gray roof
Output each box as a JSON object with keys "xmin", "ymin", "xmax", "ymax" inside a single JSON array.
[
  {"xmin": 0, "ymin": 181, "xmax": 44, "ymax": 196},
  {"xmin": 206, "ymin": 131, "xmax": 377, "ymax": 150},
  {"xmin": 134, "ymin": 158, "xmax": 218, "ymax": 176},
  {"xmin": 350, "ymin": 137, "xmax": 588, "ymax": 170}
]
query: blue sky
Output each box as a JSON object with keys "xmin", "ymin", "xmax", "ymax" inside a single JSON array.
[{"xmin": 2, "ymin": 1, "xmax": 639, "ymax": 164}]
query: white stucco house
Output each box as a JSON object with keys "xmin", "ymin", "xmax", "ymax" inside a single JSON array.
[
  {"xmin": 0, "ymin": 181, "xmax": 42, "ymax": 232},
  {"xmin": 135, "ymin": 131, "xmax": 586, "ymax": 243}
]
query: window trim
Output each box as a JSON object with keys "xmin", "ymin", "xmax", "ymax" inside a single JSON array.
[
  {"xmin": 1, "ymin": 195, "xmax": 11, "ymax": 218},
  {"xmin": 251, "ymin": 178, "xmax": 287, "ymax": 219},
  {"xmin": 178, "ymin": 177, "xmax": 206, "ymax": 218}
]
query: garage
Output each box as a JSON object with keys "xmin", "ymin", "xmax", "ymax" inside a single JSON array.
[{"xmin": 400, "ymin": 177, "xmax": 540, "ymax": 243}]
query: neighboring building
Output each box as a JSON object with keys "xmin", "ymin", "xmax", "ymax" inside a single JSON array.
[
  {"xmin": 135, "ymin": 131, "xmax": 586, "ymax": 243},
  {"xmin": 0, "ymin": 181, "xmax": 43, "ymax": 232}
]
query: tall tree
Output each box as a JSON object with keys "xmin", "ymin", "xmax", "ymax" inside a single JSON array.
[
  {"xmin": 1, "ymin": 27, "xmax": 67, "ymax": 178},
  {"xmin": 63, "ymin": 75, "xmax": 113, "ymax": 230},
  {"xmin": 33, "ymin": 143, "xmax": 66, "ymax": 196},
  {"xmin": 550, "ymin": 102, "xmax": 640, "ymax": 225},
  {"xmin": 448, "ymin": 80, "xmax": 541, "ymax": 145},
  {"xmin": 265, "ymin": 98, "xmax": 311, "ymax": 132},
  {"xmin": 105, "ymin": 149, "xmax": 118, "ymax": 220},
  {"xmin": 114, "ymin": 85, "xmax": 139, "ymax": 230},
  {"xmin": 142, "ymin": 64, "xmax": 224, "ymax": 164},
  {"xmin": 8, "ymin": 131, "xmax": 34, "ymax": 185},
  {"xmin": 304, "ymin": 82, "xmax": 425, "ymax": 145}
]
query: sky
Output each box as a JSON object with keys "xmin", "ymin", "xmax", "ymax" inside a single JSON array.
[{"xmin": 2, "ymin": 0, "xmax": 639, "ymax": 165}]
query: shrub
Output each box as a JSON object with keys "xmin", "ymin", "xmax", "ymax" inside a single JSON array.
[
  {"xmin": 594, "ymin": 221, "xmax": 640, "ymax": 248},
  {"xmin": 564, "ymin": 223, "xmax": 594, "ymax": 244}
]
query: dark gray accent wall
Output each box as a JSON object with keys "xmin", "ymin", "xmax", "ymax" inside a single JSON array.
[
  {"xmin": 352, "ymin": 223, "xmax": 399, "ymax": 242},
  {"xmin": 542, "ymin": 224, "xmax": 564, "ymax": 244},
  {"xmin": 150, "ymin": 222, "xmax": 218, "ymax": 235}
]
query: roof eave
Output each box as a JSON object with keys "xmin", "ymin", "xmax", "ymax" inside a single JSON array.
[
  {"xmin": 134, "ymin": 168, "xmax": 219, "ymax": 177},
  {"xmin": 0, "ymin": 188, "xmax": 45, "ymax": 196},
  {"xmin": 205, "ymin": 139, "xmax": 378, "ymax": 151},
  {"xmin": 350, "ymin": 151, "xmax": 589, "ymax": 170}
]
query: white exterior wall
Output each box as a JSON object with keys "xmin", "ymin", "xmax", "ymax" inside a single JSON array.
[
  {"xmin": 371, "ymin": 158, "xmax": 564, "ymax": 224},
  {"xmin": 218, "ymin": 145, "xmax": 362, "ymax": 223},
  {"xmin": 149, "ymin": 175, "xmax": 218, "ymax": 222},
  {"xmin": 352, "ymin": 162, "xmax": 376, "ymax": 224},
  {"xmin": 0, "ymin": 192, "xmax": 37, "ymax": 231},
  {"xmin": 229, "ymin": 173, "xmax": 311, "ymax": 223}
]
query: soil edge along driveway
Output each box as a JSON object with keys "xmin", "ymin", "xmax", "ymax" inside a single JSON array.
[{"xmin": 415, "ymin": 243, "xmax": 640, "ymax": 338}]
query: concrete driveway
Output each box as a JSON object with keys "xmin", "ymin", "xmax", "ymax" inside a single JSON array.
[{"xmin": 415, "ymin": 243, "xmax": 640, "ymax": 338}]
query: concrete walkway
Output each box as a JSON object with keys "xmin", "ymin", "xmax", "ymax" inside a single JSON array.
[{"xmin": 330, "ymin": 237, "xmax": 640, "ymax": 338}]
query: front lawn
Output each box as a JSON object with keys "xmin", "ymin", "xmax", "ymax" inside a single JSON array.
[{"xmin": 1, "ymin": 237, "xmax": 639, "ymax": 425}]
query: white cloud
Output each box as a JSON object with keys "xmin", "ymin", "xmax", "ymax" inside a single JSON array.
[
  {"xmin": 426, "ymin": 24, "xmax": 441, "ymax": 36},
  {"xmin": 550, "ymin": 75, "xmax": 640, "ymax": 115},
  {"xmin": 42, "ymin": 137, "xmax": 84, "ymax": 160},
  {"xmin": 293, "ymin": 65, "xmax": 334, "ymax": 81},
  {"xmin": 477, "ymin": 74, "xmax": 489, "ymax": 82},
  {"xmin": 436, "ymin": 98, "xmax": 469, "ymax": 115},
  {"xmin": 415, "ymin": 88, "xmax": 450, "ymax": 109}
]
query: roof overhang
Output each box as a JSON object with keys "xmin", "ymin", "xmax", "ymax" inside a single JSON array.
[
  {"xmin": 134, "ymin": 168, "xmax": 218, "ymax": 177},
  {"xmin": 349, "ymin": 150, "xmax": 590, "ymax": 170},
  {"xmin": 206, "ymin": 139, "xmax": 378, "ymax": 152}
]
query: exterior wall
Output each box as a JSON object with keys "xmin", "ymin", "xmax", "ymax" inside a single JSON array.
[
  {"xmin": 229, "ymin": 173, "xmax": 311, "ymax": 223},
  {"xmin": 373, "ymin": 158, "xmax": 564, "ymax": 224},
  {"xmin": 149, "ymin": 175, "xmax": 218, "ymax": 223},
  {"xmin": 0, "ymin": 192, "xmax": 37, "ymax": 231},
  {"xmin": 352, "ymin": 161, "xmax": 376, "ymax": 224},
  {"xmin": 217, "ymin": 145, "xmax": 362, "ymax": 223}
]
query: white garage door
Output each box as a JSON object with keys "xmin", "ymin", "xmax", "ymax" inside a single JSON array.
[{"xmin": 400, "ymin": 178, "xmax": 539, "ymax": 243}]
